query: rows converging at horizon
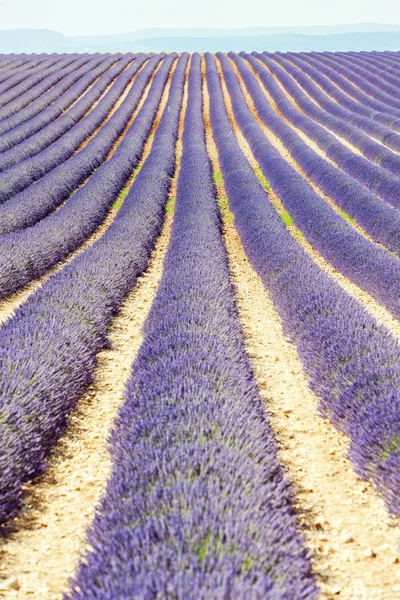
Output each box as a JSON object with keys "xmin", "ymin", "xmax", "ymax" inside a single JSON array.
[{"xmin": 1, "ymin": 49, "xmax": 400, "ymax": 599}]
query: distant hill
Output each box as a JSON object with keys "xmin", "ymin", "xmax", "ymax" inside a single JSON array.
[
  {"xmin": 1, "ymin": 25, "xmax": 400, "ymax": 53},
  {"xmin": 0, "ymin": 29, "xmax": 68, "ymax": 53},
  {"xmin": 119, "ymin": 31, "xmax": 400, "ymax": 53},
  {"xmin": 70, "ymin": 22, "xmax": 400, "ymax": 46}
]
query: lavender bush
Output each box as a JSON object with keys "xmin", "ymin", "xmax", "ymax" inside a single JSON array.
[
  {"xmin": 67, "ymin": 53, "xmax": 317, "ymax": 600},
  {"xmin": 206, "ymin": 52, "xmax": 400, "ymax": 517},
  {"xmin": 0, "ymin": 52, "xmax": 186, "ymax": 525},
  {"xmin": 0, "ymin": 55, "xmax": 119, "ymax": 149},
  {"xmin": 0, "ymin": 54, "xmax": 175, "ymax": 297}
]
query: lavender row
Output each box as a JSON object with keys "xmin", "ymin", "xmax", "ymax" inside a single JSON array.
[
  {"xmin": 369, "ymin": 51, "xmax": 400, "ymax": 68},
  {"xmin": 302, "ymin": 51, "xmax": 400, "ymax": 110},
  {"xmin": 280, "ymin": 52, "xmax": 400, "ymax": 134},
  {"xmin": 0, "ymin": 55, "xmax": 78, "ymax": 111},
  {"xmin": 370, "ymin": 51, "xmax": 400, "ymax": 65},
  {"xmin": 291, "ymin": 53, "xmax": 399, "ymax": 118},
  {"xmin": 0, "ymin": 55, "xmax": 107, "ymax": 129},
  {"xmin": 0, "ymin": 56, "xmax": 134, "ymax": 171},
  {"xmin": 0, "ymin": 54, "xmax": 152, "ymax": 203},
  {"xmin": 206, "ymin": 52, "xmax": 400, "ymax": 518},
  {"xmin": 0, "ymin": 57, "xmax": 157, "ymax": 235},
  {"xmin": 256, "ymin": 53, "xmax": 400, "ymax": 209},
  {"xmin": 0, "ymin": 55, "xmax": 94, "ymax": 123},
  {"xmin": 285, "ymin": 51, "xmax": 400, "ymax": 128},
  {"xmin": 296, "ymin": 52, "xmax": 400, "ymax": 115},
  {"xmin": 0, "ymin": 55, "xmax": 32, "ymax": 75},
  {"xmin": 315, "ymin": 51, "xmax": 400, "ymax": 101},
  {"xmin": 335, "ymin": 51, "xmax": 400, "ymax": 86},
  {"xmin": 0, "ymin": 50, "xmax": 183, "ymax": 528},
  {"xmin": 370, "ymin": 51, "xmax": 400, "ymax": 67},
  {"xmin": 265, "ymin": 53, "xmax": 400, "ymax": 172},
  {"xmin": 271, "ymin": 51, "xmax": 400, "ymax": 157},
  {"xmin": 236, "ymin": 53, "xmax": 400, "ymax": 255},
  {"xmin": 0, "ymin": 55, "xmax": 45, "ymax": 70},
  {"xmin": 0, "ymin": 54, "xmax": 65, "ymax": 96},
  {"xmin": 0, "ymin": 54, "xmax": 51, "ymax": 84},
  {"xmin": 345, "ymin": 51, "xmax": 400, "ymax": 74},
  {"xmin": 220, "ymin": 53, "xmax": 400, "ymax": 319},
  {"xmin": 68, "ymin": 53, "xmax": 316, "ymax": 600},
  {"xmin": 0, "ymin": 55, "xmax": 117, "ymax": 149},
  {"xmin": 0, "ymin": 54, "xmax": 175, "ymax": 299},
  {"xmin": 309, "ymin": 51, "xmax": 400, "ymax": 105},
  {"xmin": 0, "ymin": 55, "xmax": 44, "ymax": 70}
]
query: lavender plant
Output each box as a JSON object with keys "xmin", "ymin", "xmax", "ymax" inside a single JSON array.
[
  {"xmin": 206, "ymin": 51, "xmax": 400, "ymax": 517},
  {"xmin": 0, "ymin": 52, "xmax": 186, "ymax": 525},
  {"xmin": 67, "ymin": 53, "xmax": 317, "ymax": 600}
]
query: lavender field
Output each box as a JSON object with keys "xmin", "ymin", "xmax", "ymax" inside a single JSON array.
[{"xmin": 1, "ymin": 49, "xmax": 400, "ymax": 599}]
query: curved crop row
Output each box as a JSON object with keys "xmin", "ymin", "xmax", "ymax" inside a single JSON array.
[
  {"xmin": 256, "ymin": 53, "xmax": 400, "ymax": 209},
  {"xmin": 0, "ymin": 55, "xmax": 134, "ymax": 170},
  {"xmin": 370, "ymin": 51, "xmax": 400, "ymax": 66},
  {"xmin": 279, "ymin": 52, "xmax": 400, "ymax": 137},
  {"xmin": 0, "ymin": 55, "xmax": 94, "ymax": 121},
  {"xmin": 334, "ymin": 51, "xmax": 400, "ymax": 86},
  {"xmin": 318, "ymin": 51, "xmax": 400, "ymax": 96},
  {"xmin": 264, "ymin": 53, "xmax": 400, "ymax": 171},
  {"xmin": 0, "ymin": 56, "xmax": 157, "ymax": 235},
  {"xmin": 293, "ymin": 52, "xmax": 400, "ymax": 120},
  {"xmin": 303, "ymin": 51, "xmax": 400, "ymax": 109},
  {"xmin": 0, "ymin": 55, "xmax": 78, "ymax": 110},
  {"xmin": 0, "ymin": 51, "xmax": 185, "ymax": 526},
  {"xmin": 284, "ymin": 52, "xmax": 400, "ymax": 130},
  {"xmin": 315, "ymin": 51, "xmax": 400, "ymax": 100},
  {"xmin": 0, "ymin": 55, "xmax": 108, "ymax": 129},
  {"xmin": 237, "ymin": 53, "xmax": 400, "ymax": 255},
  {"xmin": 219, "ymin": 53, "xmax": 400, "ymax": 320},
  {"xmin": 0, "ymin": 54, "xmax": 66, "ymax": 96},
  {"xmin": 0, "ymin": 55, "xmax": 119, "ymax": 149},
  {"xmin": 0, "ymin": 54, "xmax": 175, "ymax": 298},
  {"xmin": 0, "ymin": 54, "xmax": 152, "ymax": 203},
  {"xmin": 0, "ymin": 55, "xmax": 33, "ymax": 75},
  {"xmin": 0, "ymin": 55, "xmax": 49, "ymax": 84},
  {"xmin": 67, "ymin": 53, "xmax": 316, "ymax": 600},
  {"xmin": 206, "ymin": 51, "xmax": 400, "ymax": 517}
]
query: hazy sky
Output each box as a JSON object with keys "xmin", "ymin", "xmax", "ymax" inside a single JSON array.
[{"xmin": 0, "ymin": 0, "xmax": 399, "ymax": 36}]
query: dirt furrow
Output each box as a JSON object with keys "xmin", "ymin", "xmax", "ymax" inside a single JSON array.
[
  {"xmin": 202, "ymin": 59, "xmax": 400, "ymax": 600},
  {"xmin": 0, "ymin": 57, "xmax": 188, "ymax": 600},
  {"xmin": 268, "ymin": 56, "xmax": 400, "ymax": 157},
  {"xmin": 0, "ymin": 57, "xmax": 175, "ymax": 328},
  {"xmin": 229, "ymin": 57, "xmax": 387, "ymax": 250},
  {"xmin": 77, "ymin": 55, "xmax": 154, "ymax": 155},
  {"xmin": 215, "ymin": 56, "xmax": 400, "ymax": 344},
  {"xmin": 64, "ymin": 57, "xmax": 131, "ymax": 113},
  {"xmin": 0, "ymin": 213, "xmax": 173, "ymax": 599}
]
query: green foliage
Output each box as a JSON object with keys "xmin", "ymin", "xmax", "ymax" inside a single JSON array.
[
  {"xmin": 118, "ymin": 187, "xmax": 130, "ymax": 199},
  {"xmin": 165, "ymin": 197, "xmax": 175, "ymax": 214},
  {"xmin": 253, "ymin": 167, "xmax": 270, "ymax": 190},
  {"xmin": 337, "ymin": 208, "xmax": 355, "ymax": 226},
  {"xmin": 196, "ymin": 532, "xmax": 212, "ymax": 563},
  {"xmin": 291, "ymin": 229, "xmax": 304, "ymax": 243},
  {"xmin": 279, "ymin": 209, "xmax": 294, "ymax": 227},
  {"xmin": 216, "ymin": 196, "xmax": 228, "ymax": 209},
  {"xmin": 380, "ymin": 434, "xmax": 400, "ymax": 460},
  {"xmin": 241, "ymin": 555, "xmax": 252, "ymax": 571},
  {"xmin": 213, "ymin": 171, "xmax": 224, "ymax": 186},
  {"xmin": 111, "ymin": 200, "xmax": 123, "ymax": 210}
]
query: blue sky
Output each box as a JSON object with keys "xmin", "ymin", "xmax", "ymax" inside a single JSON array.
[{"xmin": 0, "ymin": 0, "xmax": 399, "ymax": 36}]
